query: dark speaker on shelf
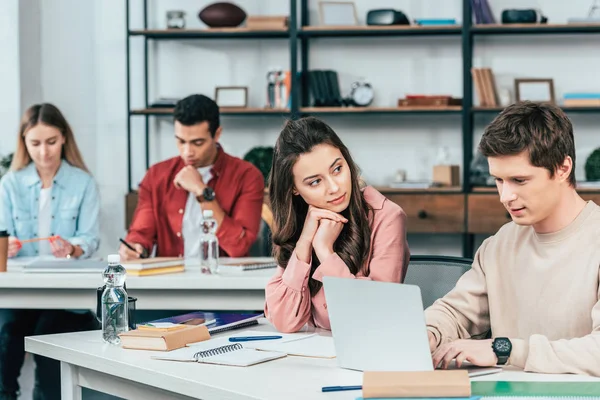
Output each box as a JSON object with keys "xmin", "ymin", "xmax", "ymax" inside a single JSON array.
[
  {"xmin": 366, "ymin": 9, "xmax": 410, "ymax": 26},
  {"xmin": 501, "ymin": 9, "xmax": 548, "ymax": 24}
]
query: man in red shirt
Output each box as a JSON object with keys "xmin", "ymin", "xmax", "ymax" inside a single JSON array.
[{"xmin": 119, "ymin": 94, "xmax": 265, "ymax": 260}]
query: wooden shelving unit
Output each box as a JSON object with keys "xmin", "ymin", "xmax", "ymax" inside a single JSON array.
[
  {"xmin": 130, "ymin": 107, "xmax": 290, "ymax": 116},
  {"xmin": 299, "ymin": 25, "xmax": 461, "ymax": 37},
  {"xmin": 300, "ymin": 106, "xmax": 462, "ymax": 115},
  {"xmin": 376, "ymin": 186, "xmax": 463, "ymax": 194},
  {"xmin": 125, "ymin": 0, "xmax": 600, "ymax": 256},
  {"xmin": 129, "ymin": 28, "xmax": 289, "ymax": 39},
  {"xmin": 471, "ymin": 23, "xmax": 600, "ymax": 35},
  {"xmin": 471, "ymin": 186, "xmax": 600, "ymax": 194},
  {"xmin": 473, "ymin": 106, "xmax": 600, "ymax": 114}
]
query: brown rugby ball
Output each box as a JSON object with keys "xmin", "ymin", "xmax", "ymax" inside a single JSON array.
[{"xmin": 198, "ymin": 2, "xmax": 247, "ymax": 28}]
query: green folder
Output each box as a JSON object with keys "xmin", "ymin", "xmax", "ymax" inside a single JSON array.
[{"xmin": 472, "ymin": 381, "xmax": 600, "ymax": 397}]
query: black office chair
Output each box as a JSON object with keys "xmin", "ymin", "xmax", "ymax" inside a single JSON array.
[
  {"xmin": 248, "ymin": 219, "xmax": 273, "ymax": 257},
  {"xmin": 404, "ymin": 255, "xmax": 473, "ymax": 309}
]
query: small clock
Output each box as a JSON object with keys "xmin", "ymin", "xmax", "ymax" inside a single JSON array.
[{"xmin": 347, "ymin": 81, "xmax": 374, "ymax": 107}]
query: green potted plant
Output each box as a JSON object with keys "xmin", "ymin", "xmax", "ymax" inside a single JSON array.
[
  {"xmin": 0, "ymin": 153, "xmax": 13, "ymax": 180},
  {"xmin": 585, "ymin": 148, "xmax": 600, "ymax": 182},
  {"xmin": 243, "ymin": 146, "xmax": 274, "ymax": 186}
]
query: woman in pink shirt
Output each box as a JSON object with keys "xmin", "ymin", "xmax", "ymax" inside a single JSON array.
[{"xmin": 265, "ymin": 117, "xmax": 410, "ymax": 333}]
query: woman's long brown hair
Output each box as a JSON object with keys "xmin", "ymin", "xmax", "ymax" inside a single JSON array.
[
  {"xmin": 11, "ymin": 103, "xmax": 89, "ymax": 172},
  {"xmin": 269, "ymin": 117, "xmax": 371, "ymax": 296}
]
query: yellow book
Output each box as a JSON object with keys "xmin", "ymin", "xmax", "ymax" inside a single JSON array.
[{"xmin": 126, "ymin": 265, "xmax": 185, "ymax": 276}]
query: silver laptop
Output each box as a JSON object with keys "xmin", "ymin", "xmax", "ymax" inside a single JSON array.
[{"xmin": 322, "ymin": 276, "xmax": 501, "ymax": 377}]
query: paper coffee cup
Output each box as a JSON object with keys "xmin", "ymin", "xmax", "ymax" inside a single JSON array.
[{"xmin": 0, "ymin": 231, "xmax": 9, "ymax": 272}]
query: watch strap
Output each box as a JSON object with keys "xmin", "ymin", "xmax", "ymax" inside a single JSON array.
[{"xmin": 496, "ymin": 355, "xmax": 509, "ymax": 365}]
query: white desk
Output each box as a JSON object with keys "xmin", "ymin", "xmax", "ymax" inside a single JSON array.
[
  {"xmin": 25, "ymin": 320, "xmax": 600, "ymax": 400},
  {"xmin": 0, "ymin": 266, "xmax": 273, "ymax": 311}
]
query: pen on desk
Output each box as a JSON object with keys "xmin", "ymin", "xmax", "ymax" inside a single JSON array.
[
  {"xmin": 321, "ymin": 385, "xmax": 362, "ymax": 393},
  {"xmin": 119, "ymin": 238, "xmax": 146, "ymax": 258},
  {"xmin": 228, "ymin": 335, "xmax": 283, "ymax": 342}
]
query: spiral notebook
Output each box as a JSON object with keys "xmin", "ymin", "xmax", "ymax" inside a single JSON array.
[{"xmin": 151, "ymin": 342, "xmax": 286, "ymax": 367}]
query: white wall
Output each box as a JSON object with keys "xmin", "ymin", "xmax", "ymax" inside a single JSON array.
[
  {"xmin": 3, "ymin": 0, "xmax": 599, "ymax": 257},
  {"xmin": 0, "ymin": 0, "xmax": 20, "ymax": 156},
  {"xmin": 18, "ymin": 0, "xmax": 42, "ymax": 112}
]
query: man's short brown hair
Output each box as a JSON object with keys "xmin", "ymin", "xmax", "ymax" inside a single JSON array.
[{"xmin": 479, "ymin": 101, "xmax": 576, "ymax": 187}]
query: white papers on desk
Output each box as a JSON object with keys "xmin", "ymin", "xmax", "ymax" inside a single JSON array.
[
  {"xmin": 245, "ymin": 334, "xmax": 336, "ymax": 359},
  {"xmin": 9, "ymin": 256, "xmax": 105, "ymax": 273},
  {"xmin": 188, "ymin": 330, "xmax": 336, "ymax": 359}
]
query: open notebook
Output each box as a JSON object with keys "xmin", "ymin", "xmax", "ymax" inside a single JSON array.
[{"xmin": 151, "ymin": 342, "xmax": 286, "ymax": 367}]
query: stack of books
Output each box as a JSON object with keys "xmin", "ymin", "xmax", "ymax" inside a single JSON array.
[
  {"xmin": 471, "ymin": 0, "xmax": 495, "ymax": 24},
  {"xmin": 562, "ymin": 92, "xmax": 600, "ymax": 107},
  {"xmin": 471, "ymin": 67, "xmax": 499, "ymax": 107},
  {"xmin": 121, "ymin": 257, "xmax": 185, "ymax": 276}
]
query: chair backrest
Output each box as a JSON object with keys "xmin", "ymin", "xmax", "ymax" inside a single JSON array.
[
  {"xmin": 404, "ymin": 255, "xmax": 473, "ymax": 309},
  {"xmin": 248, "ymin": 219, "xmax": 273, "ymax": 257}
]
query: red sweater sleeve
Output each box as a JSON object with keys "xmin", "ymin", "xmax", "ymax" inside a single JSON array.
[{"xmin": 125, "ymin": 172, "xmax": 157, "ymax": 253}]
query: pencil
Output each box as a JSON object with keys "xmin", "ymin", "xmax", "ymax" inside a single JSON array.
[
  {"xmin": 119, "ymin": 238, "xmax": 147, "ymax": 258},
  {"xmin": 20, "ymin": 236, "xmax": 59, "ymax": 244}
]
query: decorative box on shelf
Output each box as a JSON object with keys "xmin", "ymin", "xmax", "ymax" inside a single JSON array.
[
  {"xmin": 398, "ymin": 95, "xmax": 462, "ymax": 107},
  {"xmin": 433, "ymin": 165, "xmax": 460, "ymax": 187},
  {"xmin": 246, "ymin": 16, "xmax": 288, "ymax": 30}
]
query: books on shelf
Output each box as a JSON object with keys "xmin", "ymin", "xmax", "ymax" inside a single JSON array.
[
  {"xmin": 471, "ymin": 67, "xmax": 498, "ymax": 107},
  {"xmin": 471, "ymin": 0, "xmax": 496, "ymax": 24},
  {"xmin": 562, "ymin": 92, "xmax": 600, "ymax": 107}
]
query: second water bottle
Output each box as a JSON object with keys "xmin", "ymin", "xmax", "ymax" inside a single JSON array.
[{"xmin": 200, "ymin": 209, "xmax": 219, "ymax": 274}]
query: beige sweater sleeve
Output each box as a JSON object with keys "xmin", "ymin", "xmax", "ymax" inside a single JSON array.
[
  {"xmin": 509, "ymin": 266, "xmax": 600, "ymax": 376},
  {"xmin": 424, "ymin": 238, "xmax": 492, "ymax": 347}
]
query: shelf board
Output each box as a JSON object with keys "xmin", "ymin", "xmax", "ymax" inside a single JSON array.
[
  {"xmin": 300, "ymin": 25, "xmax": 462, "ymax": 37},
  {"xmin": 471, "ymin": 186, "xmax": 600, "ymax": 194},
  {"xmin": 376, "ymin": 186, "xmax": 463, "ymax": 194},
  {"xmin": 471, "ymin": 23, "xmax": 600, "ymax": 35},
  {"xmin": 471, "ymin": 187, "xmax": 497, "ymax": 193},
  {"xmin": 129, "ymin": 28, "xmax": 289, "ymax": 39},
  {"xmin": 130, "ymin": 107, "xmax": 290, "ymax": 116},
  {"xmin": 301, "ymin": 106, "xmax": 462, "ymax": 115},
  {"xmin": 473, "ymin": 106, "xmax": 600, "ymax": 114}
]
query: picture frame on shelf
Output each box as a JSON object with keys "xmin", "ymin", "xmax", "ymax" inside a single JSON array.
[
  {"xmin": 215, "ymin": 86, "xmax": 248, "ymax": 108},
  {"xmin": 318, "ymin": 1, "xmax": 358, "ymax": 26},
  {"xmin": 514, "ymin": 79, "xmax": 556, "ymax": 104}
]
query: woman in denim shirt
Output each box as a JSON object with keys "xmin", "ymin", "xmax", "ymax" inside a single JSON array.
[{"xmin": 0, "ymin": 104, "xmax": 100, "ymax": 400}]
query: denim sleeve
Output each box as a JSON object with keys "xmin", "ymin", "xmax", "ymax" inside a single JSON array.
[
  {"xmin": 0, "ymin": 176, "xmax": 16, "ymax": 236},
  {"xmin": 67, "ymin": 178, "xmax": 100, "ymax": 258}
]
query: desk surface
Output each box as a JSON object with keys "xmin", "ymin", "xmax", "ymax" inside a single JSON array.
[
  {"xmin": 0, "ymin": 264, "xmax": 273, "ymax": 310},
  {"xmin": 0, "ymin": 267, "xmax": 273, "ymax": 290},
  {"xmin": 25, "ymin": 320, "xmax": 600, "ymax": 400}
]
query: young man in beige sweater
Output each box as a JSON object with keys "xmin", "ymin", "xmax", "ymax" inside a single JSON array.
[{"xmin": 425, "ymin": 101, "xmax": 600, "ymax": 376}]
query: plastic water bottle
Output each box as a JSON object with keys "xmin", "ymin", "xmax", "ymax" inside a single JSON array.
[
  {"xmin": 199, "ymin": 209, "xmax": 219, "ymax": 274},
  {"xmin": 101, "ymin": 254, "xmax": 129, "ymax": 344}
]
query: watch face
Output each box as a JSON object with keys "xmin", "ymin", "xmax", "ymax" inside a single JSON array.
[
  {"xmin": 352, "ymin": 85, "xmax": 374, "ymax": 106},
  {"xmin": 494, "ymin": 339, "xmax": 511, "ymax": 354},
  {"xmin": 203, "ymin": 187, "xmax": 215, "ymax": 201}
]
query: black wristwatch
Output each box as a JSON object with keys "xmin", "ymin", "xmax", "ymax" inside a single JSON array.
[
  {"xmin": 196, "ymin": 187, "xmax": 215, "ymax": 202},
  {"xmin": 491, "ymin": 337, "xmax": 512, "ymax": 365}
]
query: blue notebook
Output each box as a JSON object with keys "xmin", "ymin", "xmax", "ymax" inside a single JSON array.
[{"xmin": 144, "ymin": 311, "xmax": 263, "ymax": 334}]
